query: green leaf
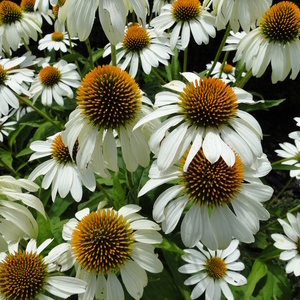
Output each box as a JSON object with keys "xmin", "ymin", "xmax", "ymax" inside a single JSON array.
[
  {"xmin": 92, "ymin": 48, "xmax": 105, "ymax": 62},
  {"xmin": 32, "ymin": 121, "xmax": 58, "ymax": 141},
  {"xmin": 36, "ymin": 213, "xmax": 53, "ymax": 246},
  {"xmin": 272, "ymin": 164, "xmax": 300, "ymax": 171},
  {"xmin": 50, "ymin": 216, "xmax": 68, "ymax": 244},
  {"xmin": 254, "ymin": 262, "xmax": 291, "ymax": 300},
  {"xmin": 113, "ymin": 172, "xmax": 127, "ymax": 209},
  {"xmin": 239, "ymin": 99, "xmax": 285, "ymax": 112},
  {"xmin": 258, "ymin": 245, "xmax": 281, "ymax": 261},
  {"xmin": 0, "ymin": 149, "xmax": 16, "ymax": 175},
  {"xmin": 232, "ymin": 259, "xmax": 267, "ymax": 298},
  {"xmin": 49, "ymin": 195, "xmax": 74, "ymax": 218},
  {"xmin": 143, "ymin": 267, "xmax": 189, "ymax": 300},
  {"xmin": 156, "ymin": 237, "xmax": 185, "ymax": 255},
  {"xmin": 161, "ymin": 248, "xmax": 191, "ymax": 300}
]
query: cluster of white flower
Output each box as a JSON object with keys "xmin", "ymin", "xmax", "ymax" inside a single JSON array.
[{"xmin": 0, "ymin": 0, "xmax": 299, "ymax": 299}]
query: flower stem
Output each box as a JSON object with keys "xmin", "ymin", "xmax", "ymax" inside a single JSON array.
[
  {"xmin": 206, "ymin": 24, "xmax": 231, "ymax": 78},
  {"xmin": 151, "ymin": 68, "xmax": 167, "ymax": 85},
  {"xmin": 21, "ymin": 38, "xmax": 31, "ymax": 54},
  {"xmin": 85, "ymin": 38, "xmax": 94, "ymax": 69},
  {"xmin": 0, "ymin": 157, "xmax": 18, "ymax": 177},
  {"xmin": 111, "ymin": 44, "xmax": 117, "ymax": 66},
  {"xmin": 266, "ymin": 177, "xmax": 294, "ymax": 208},
  {"xmin": 236, "ymin": 69, "xmax": 252, "ymax": 88},
  {"xmin": 96, "ymin": 181, "xmax": 114, "ymax": 207},
  {"xmin": 183, "ymin": 46, "xmax": 188, "ymax": 72},
  {"xmin": 66, "ymin": 25, "xmax": 82, "ymax": 78},
  {"xmin": 17, "ymin": 95, "xmax": 63, "ymax": 130}
]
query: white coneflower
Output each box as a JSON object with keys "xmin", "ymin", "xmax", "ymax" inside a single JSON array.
[
  {"xmin": 134, "ymin": 73, "xmax": 264, "ymax": 171},
  {"xmin": 0, "ymin": 238, "xmax": 87, "ymax": 299},
  {"xmin": 272, "ymin": 212, "xmax": 300, "ymax": 277},
  {"xmin": 62, "ymin": 65, "xmax": 157, "ymax": 177},
  {"xmin": 62, "ymin": 203, "xmax": 163, "ymax": 300},
  {"xmin": 139, "ymin": 149, "xmax": 272, "ymax": 249},
  {"xmin": 38, "ymin": 31, "xmax": 77, "ymax": 53},
  {"xmin": 151, "ymin": 0, "xmax": 216, "ymax": 49},
  {"xmin": 178, "ymin": 239, "xmax": 247, "ymax": 299},
  {"xmin": 0, "ymin": 56, "xmax": 34, "ymax": 117},
  {"xmin": 29, "ymin": 132, "xmax": 96, "ymax": 202},
  {"xmin": 234, "ymin": 1, "xmax": 300, "ymax": 83},
  {"xmin": 30, "ymin": 59, "xmax": 80, "ymax": 106},
  {"xmin": 103, "ymin": 23, "xmax": 173, "ymax": 78},
  {"xmin": 0, "ymin": 176, "xmax": 46, "ymax": 248},
  {"xmin": 211, "ymin": 0, "xmax": 272, "ymax": 32},
  {"xmin": 0, "ymin": 1, "xmax": 41, "ymax": 54}
]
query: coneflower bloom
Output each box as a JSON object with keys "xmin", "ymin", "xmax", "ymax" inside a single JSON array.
[
  {"xmin": 0, "ymin": 113, "xmax": 16, "ymax": 142},
  {"xmin": 151, "ymin": 0, "xmax": 216, "ymax": 49},
  {"xmin": 0, "ymin": 56, "xmax": 34, "ymax": 117},
  {"xmin": 58, "ymin": 0, "xmax": 149, "ymax": 44},
  {"xmin": 30, "ymin": 59, "xmax": 80, "ymax": 106},
  {"xmin": 0, "ymin": 238, "xmax": 87, "ymax": 299},
  {"xmin": 0, "ymin": 0, "xmax": 41, "ymax": 54},
  {"xmin": 134, "ymin": 73, "xmax": 264, "ymax": 171},
  {"xmin": 38, "ymin": 31, "xmax": 77, "ymax": 53},
  {"xmin": 0, "ymin": 176, "xmax": 46, "ymax": 248},
  {"xmin": 211, "ymin": 0, "xmax": 272, "ymax": 32},
  {"xmin": 139, "ymin": 149, "xmax": 272, "ymax": 249},
  {"xmin": 103, "ymin": 23, "xmax": 173, "ymax": 78},
  {"xmin": 20, "ymin": 0, "xmax": 53, "ymax": 26},
  {"xmin": 29, "ymin": 132, "xmax": 96, "ymax": 202},
  {"xmin": 234, "ymin": 1, "xmax": 300, "ymax": 83},
  {"xmin": 62, "ymin": 65, "xmax": 157, "ymax": 177},
  {"xmin": 272, "ymin": 213, "xmax": 300, "ymax": 277},
  {"xmin": 62, "ymin": 203, "xmax": 163, "ymax": 300},
  {"xmin": 179, "ymin": 239, "xmax": 247, "ymax": 299}
]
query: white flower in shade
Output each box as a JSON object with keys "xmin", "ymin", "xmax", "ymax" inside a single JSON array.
[
  {"xmin": 30, "ymin": 59, "xmax": 80, "ymax": 106},
  {"xmin": 211, "ymin": 0, "xmax": 272, "ymax": 32},
  {"xmin": 38, "ymin": 31, "xmax": 77, "ymax": 53},
  {"xmin": 62, "ymin": 65, "xmax": 158, "ymax": 178},
  {"xmin": 20, "ymin": 0, "xmax": 54, "ymax": 26},
  {"xmin": 152, "ymin": 0, "xmax": 169, "ymax": 15},
  {"xmin": 222, "ymin": 30, "xmax": 247, "ymax": 52},
  {"xmin": 29, "ymin": 132, "xmax": 96, "ymax": 202},
  {"xmin": 151, "ymin": 0, "xmax": 216, "ymax": 49},
  {"xmin": 103, "ymin": 23, "xmax": 173, "ymax": 78},
  {"xmin": 0, "ymin": 56, "xmax": 34, "ymax": 117},
  {"xmin": 0, "ymin": 238, "xmax": 87, "ymax": 299},
  {"xmin": 0, "ymin": 176, "xmax": 46, "ymax": 249},
  {"xmin": 58, "ymin": 0, "xmax": 149, "ymax": 44},
  {"xmin": 134, "ymin": 73, "xmax": 264, "ymax": 172},
  {"xmin": 0, "ymin": 1, "xmax": 42, "ymax": 54},
  {"xmin": 289, "ymin": 117, "xmax": 300, "ymax": 140},
  {"xmin": 234, "ymin": 2, "xmax": 300, "ymax": 84},
  {"xmin": 34, "ymin": 0, "xmax": 58, "ymax": 14},
  {"xmin": 178, "ymin": 239, "xmax": 247, "ymax": 300},
  {"xmin": 62, "ymin": 203, "xmax": 163, "ymax": 300},
  {"xmin": 0, "ymin": 113, "xmax": 16, "ymax": 142},
  {"xmin": 139, "ymin": 148, "xmax": 272, "ymax": 249},
  {"xmin": 206, "ymin": 61, "xmax": 243, "ymax": 82},
  {"xmin": 275, "ymin": 139, "xmax": 300, "ymax": 179},
  {"xmin": 272, "ymin": 213, "xmax": 300, "ymax": 277}
]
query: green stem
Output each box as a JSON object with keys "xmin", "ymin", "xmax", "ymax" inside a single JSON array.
[
  {"xmin": 110, "ymin": 44, "xmax": 117, "ymax": 66},
  {"xmin": 151, "ymin": 68, "xmax": 167, "ymax": 85},
  {"xmin": 236, "ymin": 69, "xmax": 252, "ymax": 88},
  {"xmin": 126, "ymin": 170, "xmax": 138, "ymax": 205},
  {"xmin": 0, "ymin": 157, "xmax": 18, "ymax": 177},
  {"xmin": 272, "ymin": 157, "xmax": 298, "ymax": 167},
  {"xmin": 183, "ymin": 46, "xmax": 188, "ymax": 72},
  {"xmin": 66, "ymin": 25, "xmax": 82, "ymax": 78},
  {"xmin": 96, "ymin": 181, "xmax": 114, "ymax": 207},
  {"xmin": 266, "ymin": 177, "xmax": 294, "ymax": 208},
  {"xmin": 18, "ymin": 95, "xmax": 63, "ymax": 130},
  {"xmin": 206, "ymin": 24, "xmax": 231, "ymax": 78},
  {"xmin": 219, "ymin": 51, "xmax": 229, "ymax": 79},
  {"xmin": 85, "ymin": 38, "xmax": 94, "ymax": 69},
  {"xmin": 21, "ymin": 38, "xmax": 31, "ymax": 54}
]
